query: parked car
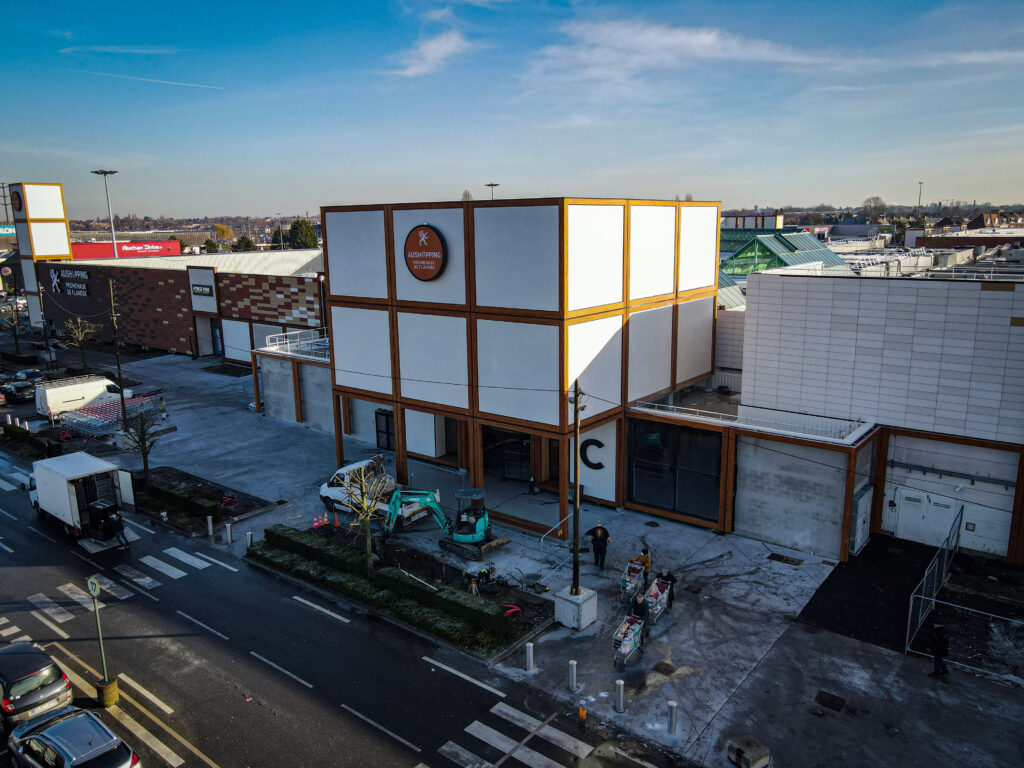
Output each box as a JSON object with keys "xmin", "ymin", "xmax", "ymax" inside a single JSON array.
[
  {"xmin": 2, "ymin": 382, "xmax": 35, "ymax": 404},
  {"xmin": 0, "ymin": 642, "xmax": 72, "ymax": 729},
  {"xmin": 0, "ymin": 391, "xmax": 7, "ymax": 407},
  {"xmin": 6, "ymin": 706, "xmax": 139, "ymax": 767},
  {"xmin": 15, "ymin": 369, "xmax": 45, "ymax": 384}
]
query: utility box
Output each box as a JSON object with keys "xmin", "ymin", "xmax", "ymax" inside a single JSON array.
[{"xmin": 727, "ymin": 736, "xmax": 770, "ymax": 768}]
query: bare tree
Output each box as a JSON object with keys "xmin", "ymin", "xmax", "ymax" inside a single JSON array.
[
  {"xmin": 862, "ymin": 196, "xmax": 887, "ymax": 220},
  {"xmin": 460, "ymin": 189, "xmax": 474, "ymax": 201},
  {"xmin": 62, "ymin": 317, "xmax": 102, "ymax": 372},
  {"xmin": 684, "ymin": 193, "xmax": 694, "ymax": 202},
  {"xmin": 0, "ymin": 302, "xmax": 22, "ymax": 355},
  {"xmin": 334, "ymin": 465, "xmax": 391, "ymax": 578},
  {"xmin": 122, "ymin": 407, "xmax": 161, "ymax": 489}
]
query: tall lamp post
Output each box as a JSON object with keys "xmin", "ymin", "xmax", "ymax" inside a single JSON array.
[
  {"xmin": 277, "ymin": 212, "xmax": 284, "ymax": 250},
  {"xmin": 917, "ymin": 181, "xmax": 924, "ymax": 217},
  {"xmin": 91, "ymin": 170, "xmax": 119, "ymax": 259},
  {"xmin": 486, "ymin": 183, "xmax": 500, "ymax": 200}
]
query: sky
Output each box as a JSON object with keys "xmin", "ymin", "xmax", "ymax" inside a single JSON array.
[{"xmin": 4, "ymin": 1, "xmax": 1024, "ymax": 219}]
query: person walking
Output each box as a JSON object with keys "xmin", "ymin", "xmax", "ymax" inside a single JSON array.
[
  {"xmin": 630, "ymin": 592, "xmax": 650, "ymax": 646},
  {"xmin": 656, "ymin": 568, "xmax": 678, "ymax": 609},
  {"xmin": 584, "ymin": 520, "xmax": 611, "ymax": 570},
  {"xmin": 113, "ymin": 512, "xmax": 129, "ymax": 549},
  {"xmin": 632, "ymin": 549, "xmax": 652, "ymax": 589},
  {"xmin": 158, "ymin": 397, "xmax": 169, "ymax": 421},
  {"xmin": 928, "ymin": 622, "xmax": 950, "ymax": 678}
]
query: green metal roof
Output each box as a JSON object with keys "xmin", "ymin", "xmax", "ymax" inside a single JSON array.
[
  {"xmin": 737, "ymin": 233, "xmax": 849, "ymax": 268},
  {"xmin": 719, "ymin": 226, "xmax": 805, "ymax": 255},
  {"xmin": 717, "ymin": 270, "xmax": 746, "ymax": 309}
]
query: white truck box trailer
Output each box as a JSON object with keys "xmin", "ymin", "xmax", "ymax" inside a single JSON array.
[
  {"xmin": 35, "ymin": 375, "xmax": 134, "ymax": 418},
  {"xmin": 27, "ymin": 452, "xmax": 135, "ymax": 543}
]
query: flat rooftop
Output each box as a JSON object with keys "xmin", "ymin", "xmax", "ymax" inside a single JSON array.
[{"xmin": 65, "ymin": 249, "xmax": 322, "ymax": 277}]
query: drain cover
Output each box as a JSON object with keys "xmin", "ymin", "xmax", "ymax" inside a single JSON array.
[
  {"xmin": 644, "ymin": 521, "xmax": 660, "ymax": 527},
  {"xmin": 814, "ymin": 690, "xmax": 845, "ymax": 712},
  {"xmin": 768, "ymin": 553, "xmax": 804, "ymax": 566}
]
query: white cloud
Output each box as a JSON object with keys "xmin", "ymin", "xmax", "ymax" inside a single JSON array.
[
  {"xmin": 61, "ymin": 46, "xmax": 177, "ymax": 55},
  {"xmin": 917, "ymin": 50, "xmax": 1024, "ymax": 66},
  {"xmin": 77, "ymin": 70, "xmax": 223, "ymax": 90},
  {"xmin": 424, "ymin": 7, "xmax": 454, "ymax": 22},
  {"xmin": 391, "ymin": 30, "xmax": 474, "ymax": 77},
  {"xmin": 49, "ymin": 29, "xmax": 73, "ymax": 40}
]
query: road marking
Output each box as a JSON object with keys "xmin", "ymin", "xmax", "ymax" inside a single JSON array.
[
  {"xmin": 610, "ymin": 747, "xmax": 662, "ymax": 768},
  {"xmin": 422, "ymin": 656, "xmax": 506, "ymax": 698},
  {"xmin": 124, "ymin": 518, "xmax": 154, "ymax": 534},
  {"xmin": 0, "ymin": 618, "xmax": 6, "ymax": 625},
  {"xmin": 340, "ymin": 704, "xmax": 421, "ymax": 752},
  {"xmin": 176, "ymin": 611, "xmax": 229, "ymax": 641},
  {"xmin": 438, "ymin": 741, "xmax": 491, "ymax": 768},
  {"xmin": 120, "ymin": 579, "xmax": 158, "ymax": 602},
  {"xmin": 27, "ymin": 526, "xmax": 56, "ymax": 543},
  {"xmin": 140, "ymin": 556, "xmax": 186, "ymax": 579},
  {"xmin": 58, "ymin": 582, "xmax": 104, "ymax": 612},
  {"xmin": 117, "ymin": 673, "xmax": 174, "ymax": 714},
  {"xmin": 30, "ymin": 610, "xmax": 70, "ymax": 640},
  {"xmin": 28, "ymin": 593, "xmax": 75, "ymax": 623},
  {"xmin": 163, "ymin": 547, "xmax": 209, "ymax": 570},
  {"xmin": 490, "ymin": 702, "xmax": 593, "ymax": 758},
  {"xmin": 114, "ymin": 564, "xmax": 162, "ymax": 590},
  {"xmin": 11, "ymin": 472, "xmax": 29, "ymax": 486},
  {"xmin": 0, "ymin": 508, "xmax": 16, "ymax": 520},
  {"xmin": 249, "ymin": 652, "xmax": 313, "ymax": 688},
  {"xmin": 292, "ymin": 595, "xmax": 349, "ymax": 623},
  {"xmin": 90, "ymin": 574, "xmax": 133, "ymax": 600},
  {"xmin": 52, "ymin": 643, "xmax": 221, "ymax": 768},
  {"xmin": 109, "ymin": 705, "xmax": 185, "ymax": 767},
  {"xmin": 10, "ymin": 635, "xmax": 31, "ymax": 643},
  {"xmin": 0, "ymin": 625, "xmax": 20, "ymax": 637},
  {"xmin": 70, "ymin": 551, "xmax": 104, "ymax": 570},
  {"xmin": 0, "ymin": 479, "xmax": 15, "ymax": 492},
  {"xmin": 0, "ymin": 540, "xmax": 13, "ymax": 553},
  {"xmin": 464, "ymin": 722, "xmax": 561, "ymax": 768},
  {"xmin": 194, "ymin": 552, "xmax": 238, "ymax": 572}
]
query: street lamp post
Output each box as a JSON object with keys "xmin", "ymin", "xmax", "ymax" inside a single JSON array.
[
  {"xmin": 277, "ymin": 212, "xmax": 284, "ymax": 250},
  {"xmin": 917, "ymin": 181, "xmax": 924, "ymax": 217},
  {"xmin": 486, "ymin": 183, "xmax": 500, "ymax": 200},
  {"xmin": 91, "ymin": 170, "xmax": 119, "ymax": 259}
]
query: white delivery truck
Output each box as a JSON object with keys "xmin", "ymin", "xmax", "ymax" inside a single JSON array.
[
  {"xmin": 25, "ymin": 452, "xmax": 135, "ymax": 545},
  {"xmin": 35, "ymin": 375, "xmax": 134, "ymax": 418}
]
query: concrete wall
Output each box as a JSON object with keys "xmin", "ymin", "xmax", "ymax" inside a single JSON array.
[
  {"xmin": 348, "ymin": 397, "xmax": 389, "ymax": 447},
  {"xmin": 733, "ymin": 436, "xmax": 848, "ymax": 559},
  {"xmin": 298, "ymin": 364, "xmax": 333, "ymax": 433},
  {"xmin": 260, "ymin": 356, "xmax": 296, "ymax": 423},
  {"xmin": 715, "ymin": 309, "xmax": 745, "ymax": 370}
]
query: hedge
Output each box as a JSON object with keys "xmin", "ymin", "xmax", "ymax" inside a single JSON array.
[
  {"xmin": 263, "ymin": 524, "xmax": 368, "ymax": 575},
  {"xmin": 2, "ymin": 424, "xmax": 65, "ymax": 457}
]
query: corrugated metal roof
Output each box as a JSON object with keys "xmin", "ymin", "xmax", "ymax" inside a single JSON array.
[
  {"xmin": 67, "ymin": 249, "xmax": 322, "ymax": 277},
  {"xmin": 753, "ymin": 233, "xmax": 849, "ymax": 268},
  {"xmin": 717, "ymin": 270, "xmax": 746, "ymax": 308}
]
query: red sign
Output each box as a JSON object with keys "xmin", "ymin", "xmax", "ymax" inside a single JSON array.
[
  {"xmin": 70, "ymin": 240, "xmax": 182, "ymax": 260},
  {"xmin": 404, "ymin": 225, "xmax": 447, "ymax": 281}
]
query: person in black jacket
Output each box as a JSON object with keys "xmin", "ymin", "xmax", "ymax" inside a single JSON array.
[
  {"xmin": 656, "ymin": 569, "xmax": 678, "ymax": 608},
  {"xmin": 928, "ymin": 622, "xmax": 949, "ymax": 678},
  {"xmin": 584, "ymin": 521, "xmax": 610, "ymax": 570}
]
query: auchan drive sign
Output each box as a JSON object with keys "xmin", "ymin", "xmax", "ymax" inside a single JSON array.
[
  {"xmin": 403, "ymin": 225, "xmax": 447, "ymax": 281},
  {"xmin": 70, "ymin": 240, "xmax": 181, "ymax": 260}
]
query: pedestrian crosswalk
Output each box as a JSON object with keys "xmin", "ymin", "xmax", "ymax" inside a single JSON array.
[
  {"xmin": 429, "ymin": 702, "xmax": 595, "ymax": 768},
  {"xmin": 0, "ymin": 617, "xmax": 32, "ymax": 644},
  {"xmin": 0, "ymin": 455, "xmax": 31, "ymax": 492}
]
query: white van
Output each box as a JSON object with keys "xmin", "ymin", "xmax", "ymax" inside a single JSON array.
[{"xmin": 35, "ymin": 375, "xmax": 134, "ymax": 418}]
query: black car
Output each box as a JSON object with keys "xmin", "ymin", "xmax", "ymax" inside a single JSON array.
[
  {"xmin": 15, "ymin": 369, "xmax": 44, "ymax": 384},
  {"xmin": 0, "ymin": 643, "xmax": 72, "ymax": 729},
  {"xmin": 1, "ymin": 381, "xmax": 35, "ymax": 404}
]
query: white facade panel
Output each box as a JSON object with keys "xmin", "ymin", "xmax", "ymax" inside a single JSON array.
[
  {"xmin": 567, "ymin": 204, "xmax": 623, "ymax": 311},
  {"xmin": 21, "ymin": 259, "xmax": 37, "ymax": 292},
  {"xmin": 474, "ymin": 205, "xmax": 560, "ymax": 311},
  {"xmin": 324, "ymin": 210, "xmax": 387, "ymax": 299},
  {"xmin": 570, "ymin": 419, "xmax": 617, "ymax": 503},
  {"xmin": 476, "ymin": 320, "xmax": 560, "ymax": 425},
  {"xmin": 28, "ymin": 222, "xmax": 70, "ymax": 258},
  {"xmin": 252, "ymin": 323, "xmax": 283, "ymax": 351},
  {"xmin": 677, "ymin": 297, "xmax": 715, "ymax": 383},
  {"xmin": 24, "ymin": 184, "xmax": 65, "ymax": 219},
  {"xmin": 15, "ymin": 223, "xmax": 32, "ymax": 256},
  {"xmin": 628, "ymin": 305, "xmax": 672, "ymax": 401},
  {"xmin": 678, "ymin": 206, "xmax": 718, "ymax": 292},
  {"xmin": 221, "ymin": 318, "xmax": 251, "ymax": 362},
  {"xmin": 393, "ymin": 208, "xmax": 465, "ymax": 305},
  {"xmin": 27, "ymin": 295, "xmax": 42, "ymax": 327},
  {"xmin": 332, "ymin": 306, "xmax": 392, "ymax": 394},
  {"xmin": 186, "ymin": 267, "xmax": 217, "ymax": 313},
  {"xmin": 397, "ymin": 312, "xmax": 468, "ymax": 408},
  {"xmin": 628, "ymin": 205, "xmax": 676, "ymax": 300},
  {"xmin": 405, "ymin": 409, "xmax": 445, "ymax": 458},
  {"xmin": 715, "ymin": 309, "xmax": 745, "ymax": 370},
  {"xmin": 567, "ymin": 315, "xmax": 622, "ymax": 420}
]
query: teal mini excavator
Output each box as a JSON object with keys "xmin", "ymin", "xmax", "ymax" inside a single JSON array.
[{"xmin": 380, "ymin": 487, "xmax": 509, "ymax": 561}]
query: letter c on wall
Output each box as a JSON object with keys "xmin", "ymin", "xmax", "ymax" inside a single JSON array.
[{"xmin": 581, "ymin": 439, "xmax": 604, "ymax": 470}]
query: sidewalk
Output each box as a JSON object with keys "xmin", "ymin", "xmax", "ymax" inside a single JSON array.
[{"xmin": 113, "ymin": 355, "xmax": 1024, "ymax": 767}]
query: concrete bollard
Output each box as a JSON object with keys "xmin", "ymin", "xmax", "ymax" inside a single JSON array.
[
  {"xmin": 525, "ymin": 642, "xmax": 535, "ymax": 672},
  {"xmin": 569, "ymin": 660, "xmax": 578, "ymax": 692},
  {"xmin": 668, "ymin": 700, "xmax": 678, "ymax": 734},
  {"xmin": 225, "ymin": 522, "xmax": 233, "ymax": 544},
  {"xmin": 4, "ymin": 414, "xmax": 10, "ymax": 424},
  {"xmin": 614, "ymin": 679, "xmax": 625, "ymax": 713},
  {"xmin": 206, "ymin": 515, "xmax": 214, "ymax": 537},
  {"xmin": 246, "ymin": 531, "xmax": 254, "ymax": 548}
]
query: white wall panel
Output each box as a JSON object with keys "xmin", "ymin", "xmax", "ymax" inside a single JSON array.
[
  {"xmin": 567, "ymin": 204, "xmax": 623, "ymax": 311},
  {"xmin": 397, "ymin": 312, "xmax": 468, "ymax": 408},
  {"xmin": 15, "ymin": 223, "xmax": 32, "ymax": 256},
  {"xmin": 477, "ymin": 320, "xmax": 560, "ymax": 425},
  {"xmin": 393, "ymin": 208, "xmax": 465, "ymax": 305},
  {"xmin": 28, "ymin": 222, "xmax": 70, "ymax": 257},
  {"xmin": 677, "ymin": 297, "xmax": 715, "ymax": 383},
  {"xmin": 629, "ymin": 205, "xmax": 676, "ymax": 300},
  {"xmin": 570, "ymin": 419, "xmax": 617, "ymax": 503},
  {"xmin": 324, "ymin": 210, "xmax": 387, "ymax": 298},
  {"xmin": 22, "ymin": 259, "xmax": 37, "ymax": 292},
  {"xmin": 567, "ymin": 315, "xmax": 621, "ymax": 420},
  {"xmin": 24, "ymin": 184, "xmax": 65, "ymax": 219},
  {"xmin": 221, "ymin": 319, "xmax": 251, "ymax": 362},
  {"xmin": 252, "ymin": 323, "xmax": 283, "ymax": 350},
  {"xmin": 474, "ymin": 205, "xmax": 559, "ymax": 311},
  {"xmin": 679, "ymin": 206, "xmax": 718, "ymax": 292},
  {"xmin": 715, "ymin": 309, "xmax": 745, "ymax": 370},
  {"xmin": 628, "ymin": 305, "xmax": 673, "ymax": 401},
  {"xmin": 405, "ymin": 409, "xmax": 446, "ymax": 457},
  {"xmin": 331, "ymin": 306, "xmax": 392, "ymax": 394},
  {"xmin": 27, "ymin": 295, "xmax": 42, "ymax": 327}
]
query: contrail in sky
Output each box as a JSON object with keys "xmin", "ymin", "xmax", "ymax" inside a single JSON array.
[{"xmin": 78, "ymin": 69, "xmax": 224, "ymax": 89}]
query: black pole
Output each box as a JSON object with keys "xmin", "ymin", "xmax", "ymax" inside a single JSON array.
[
  {"xmin": 571, "ymin": 378, "xmax": 581, "ymax": 596},
  {"xmin": 109, "ymin": 280, "xmax": 127, "ymax": 427}
]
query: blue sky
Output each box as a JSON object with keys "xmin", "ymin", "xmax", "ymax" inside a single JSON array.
[{"xmin": 5, "ymin": 1, "xmax": 1023, "ymax": 218}]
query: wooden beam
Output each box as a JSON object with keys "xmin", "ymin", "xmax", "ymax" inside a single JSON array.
[
  {"xmin": 333, "ymin": 394, "xmax": 344, "ymax": 469},
  {"xmin": 1008, "ymin": 450, "xmax": 1024, "ymax": 565},
  {"xmin": 870, "ymin": 428, "xmax": 890, "ymax": 533},
  {"xmin": 340, "ymin": 394, "xmax": 352, "ymax": 435},
  {"xmin": 250, "ymin": 352, "xmax": 261, "ymax": 414},
  {"xmin": 722, "ymin": 428, "xmax": 737, "ymax": 532},
  {"xmin": 291, "ymin": 359, "xmax": 303, "ymax": 424}
]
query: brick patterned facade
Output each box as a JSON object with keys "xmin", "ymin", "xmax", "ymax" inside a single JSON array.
[{"xmin": 217, "ymin": 274, "xmax": 322, "ymax": 328}]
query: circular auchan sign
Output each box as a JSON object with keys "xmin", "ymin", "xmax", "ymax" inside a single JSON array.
[
  {"xmin": 10, "ymin": 190, "xmax": 23, "ymax": 213},
  {"xmin": 404, "ymin": 224, "xmax": 447, "ymax": 281}
]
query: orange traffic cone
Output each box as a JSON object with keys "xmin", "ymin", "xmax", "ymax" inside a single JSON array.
[{"xmin": 313, "ymin": 515, "xmax": 321, "ymax": 528}]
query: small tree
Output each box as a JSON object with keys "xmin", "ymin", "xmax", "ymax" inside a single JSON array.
[
  {"xmin": 62, "ymin": 317, "xmax": 102, "ymax": 371},
  {"xmin": 122, "ymin": 407, "xmax": 161, "ymax": 489},
  {"xmin": 232, "ymin": 235, "xmax": 255, "ymax": 252},
  {"xmin": 287, "ymin": 219, "xmax": 318, "ymax": 249},
  {"xmin": 203, "ymin": 238, "xmax": 219, "ymax": 253},
  {"xmin": 213, "ymin": 224, "xmax": 234, "ymax": 242},
  {"xmin": 335, "ymin": 465, "xmax": 391, "ymax": 578},
  {"xmin": 0, "ymin": 302, "xmax": 22, "ymax": 355}
]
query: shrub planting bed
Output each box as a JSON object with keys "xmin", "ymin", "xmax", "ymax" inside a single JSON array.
[{"xmin": 133, "ymin": 466, "xmax": 271, "ymax": 534}]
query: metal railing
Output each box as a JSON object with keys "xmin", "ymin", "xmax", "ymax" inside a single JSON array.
[
  {"xmin": 260, "ymin": 328, "xmax": 329, "ymax": 360},
  {"xmin": 633, "ymin": 401, "xmax": 863, "ymax": 440},
  {"xmin": 905, "ymin": 506, "xmax": 963, "ymax": 653},
  {"xmin": 540, "ymin": 513, "xmax": 571, "ymax": 547}
]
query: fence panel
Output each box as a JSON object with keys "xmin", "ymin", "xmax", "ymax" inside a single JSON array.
[{"xmin": 905, "ymin": 506, "xmax": 963, "ymax": 652}]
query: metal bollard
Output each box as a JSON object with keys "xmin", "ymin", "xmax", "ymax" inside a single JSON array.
[
  {"xmin": 525, "ymin": 642, "xmax": 535, "ymax": 672},
  {"xmin": 569, "ymin": 660, "xmax": 578, "ymax": 692},
  {"xmin": 667, "ymin": 700, "xmax": 678, "ymax": 734},
  {"xmin": 225, "ymin": 522, "xmax": 233, "ymax": 544},
  {"xmin": 614, "ymin": 679, "xmax": 625, "ymax": 713},
  {"xmin": 246, "ymin": 531, "xmax": 254, "ymax": 548},
  {"xmin": 4, "ymin": 414, "xmax": 10, "ymax": 424},
  {"xmin": 206, "ymin": 515, "xmax": 213, "ymax": 537}
]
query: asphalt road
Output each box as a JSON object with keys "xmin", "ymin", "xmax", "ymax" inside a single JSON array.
[{"xmin": 0, "ymin": 451, "xmax": 638, "ymax": 768}]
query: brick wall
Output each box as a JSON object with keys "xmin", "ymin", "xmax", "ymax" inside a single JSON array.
[{"xmin": 217, "ymin": 273, "xmax": 321, "ymax": 328}]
